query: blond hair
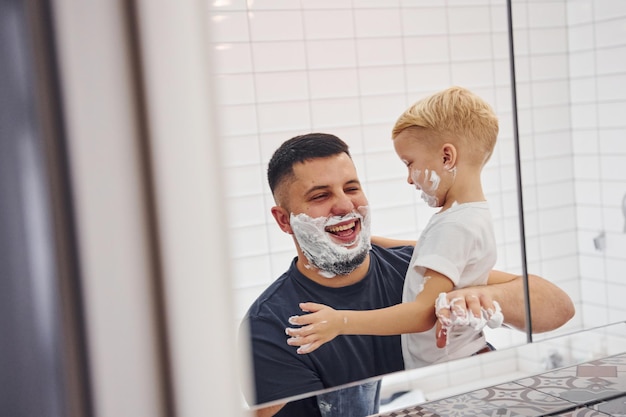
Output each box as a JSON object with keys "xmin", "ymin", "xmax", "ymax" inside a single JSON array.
[{"xmin": 392, "ymin": 86, "xmax": 499, "ymax": 166}]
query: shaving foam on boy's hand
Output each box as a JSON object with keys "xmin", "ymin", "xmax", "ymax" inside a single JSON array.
[
  {"xmin": 485, "ymin": 301, "xmax": 503, "ymax": 328},
  {"xmin": 435, "ymin": 292, "xmax": 504, "ymax": 346}
]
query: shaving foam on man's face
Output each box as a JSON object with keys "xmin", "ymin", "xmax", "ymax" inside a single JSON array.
[{"xmin": 290, "ymin": 206, "xmax": 372, "ymax": 278}]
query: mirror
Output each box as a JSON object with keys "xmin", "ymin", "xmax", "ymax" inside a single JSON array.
[
  {"xmin": 249, "ymin": 321, "xmax": 626, "ymax": 415},
  {"xmin": 512, "ymin": 0, "xmax": 626, "ymax": 343},
  {"xmin": 207, "ymin": 0, "xmax": 626, "ymax": 413}
]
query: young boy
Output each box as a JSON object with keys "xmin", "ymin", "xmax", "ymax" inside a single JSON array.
[{"xmin": 285, "ymin": 86, "xmax": 503, "ymax": 368}]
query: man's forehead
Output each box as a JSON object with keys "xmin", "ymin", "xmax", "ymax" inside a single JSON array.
[{"xmin": 292, "ymin": 154, "xmax": 357, "ymax": 183}]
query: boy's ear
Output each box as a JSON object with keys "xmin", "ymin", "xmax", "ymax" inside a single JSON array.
[
  {"xmin": 271, "ymin": 206, "xmax": 293, "ymax": 234},
  {"xmin": 442, "ymin": 143, "xmax": 457, "ymax": 169}
]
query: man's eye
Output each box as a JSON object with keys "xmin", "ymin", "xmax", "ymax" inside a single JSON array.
[{"xmin": 311, "ymin": 194, "xmax": 326, "ymax": 200}]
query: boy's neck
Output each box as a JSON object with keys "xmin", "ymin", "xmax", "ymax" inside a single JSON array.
[{"xmin": 440, "ymin": 170, "xmax": 485, "ymax": 211}]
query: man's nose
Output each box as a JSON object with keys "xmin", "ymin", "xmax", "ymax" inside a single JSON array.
[{"xmin": 332, "ymin": 193, "xmax": 354, "ymax": 215}]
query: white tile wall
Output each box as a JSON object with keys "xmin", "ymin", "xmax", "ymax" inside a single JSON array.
[
  {"xmin": 249, "ymin": 11, "xmax": 304, "ymax": 41},
  {"xmin": 562, "ymin": 0, "xmax": 626, "ymax": 334},
  {"xmin": 208, "ymin": 0, "xmax": 626, "ymax": 392},
  {"xmin": 303, "ymin": 10, "xmax": 354, "ymax": 39},
  {"xmin": 354, "ymin": 9, "xmax": 402, "ymax": 37},
  {"xmin": 251, "ymin": 41, "xmax": 307, "ymax": 71},
  {"xmin": 308, "ymin": 69, "xmax": 358, "ymax": 98},
  {"xmin": 357, "ymin": 38, "xmax": 405, "ymax": 66}
]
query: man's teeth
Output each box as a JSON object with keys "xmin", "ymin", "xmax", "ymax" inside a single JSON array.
[{"xmin": 327, "ymin": 221, "xmax": 356, "ymax": 233}]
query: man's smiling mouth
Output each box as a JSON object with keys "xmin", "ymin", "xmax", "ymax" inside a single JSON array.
[
  {"xmin": 326, "ymin": 220, "xmax": 357, "ymax": 234},
  {"xmin": 325, "ymin": 220, "xmax": 360, "ymax": 244}
]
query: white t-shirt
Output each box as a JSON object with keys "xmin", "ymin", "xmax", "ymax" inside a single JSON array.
[{"xmin": 401, "ymin": 201, "xmax": 497, "ymax": 369}]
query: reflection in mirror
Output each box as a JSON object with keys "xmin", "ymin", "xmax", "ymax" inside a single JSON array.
[
  {"xmin": 206, "ymin": 0, "xmax": 579, "ymax": 415},
  {"xmin": 247, "ymin": 321, "xmax": 626, "ymax": 415}
]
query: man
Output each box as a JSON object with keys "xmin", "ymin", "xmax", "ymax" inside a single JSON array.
[{"xmin": 241, "ymin": 133, "xmax": 574, "ymax": 417}]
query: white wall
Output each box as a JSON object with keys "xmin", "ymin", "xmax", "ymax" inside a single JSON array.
[
  {"xmin": 513, "ymin": 0, "xmax": 626, "ymax": 337},
  {"xmin": 568, "ymin": 0, "xmax": 626, "ymax": 329},
  {"xmin": 208, "ymin": 0, "xmax": 626, "ymax": 346}
]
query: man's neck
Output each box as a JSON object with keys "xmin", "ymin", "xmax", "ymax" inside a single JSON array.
[{"xmin": 295, "ymin": 255, "xmax": 371, "ymax": 288}]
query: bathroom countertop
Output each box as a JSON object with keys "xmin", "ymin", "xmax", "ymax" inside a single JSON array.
[{"xmin": 372, "ymin": 351, "xmax": 626, "ymax": 416}]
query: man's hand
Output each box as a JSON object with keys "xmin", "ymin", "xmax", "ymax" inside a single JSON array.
[{"xmin": 285, "ymin": 302, "xmax": 345, "ymax": 354}]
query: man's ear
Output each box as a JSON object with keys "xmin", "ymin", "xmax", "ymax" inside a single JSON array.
[
  {"xmin": 271, "ymin": 206, "xmax": 293, "ymax": 234},
  {"xmin": 442, "ymin": 143, "xmax": 458, "ymax": 169}
]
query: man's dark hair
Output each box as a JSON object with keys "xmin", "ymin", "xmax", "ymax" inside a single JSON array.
[{"xmin": 267, "ymin": 133, "xmax": 351, "ymax": 196}]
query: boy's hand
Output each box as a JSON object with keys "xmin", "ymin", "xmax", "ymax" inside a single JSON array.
[
  {"xmin": 434, "ymin": 289, "xmax": 503, "ymax": 348},
  {"xmin": 285, "ymin": 302, "xmax": 344, "ymax": 354}
]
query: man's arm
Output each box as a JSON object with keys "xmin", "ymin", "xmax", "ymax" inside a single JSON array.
[
  {"xmin": 487, "ymin": 271, "xmax": 575, "ymax": 333},
  {"xmin": 254, "ymin": 403, "xmax": 285, "ymax": 417},
  {"xmin": 442, "ymin": 270, "xmax": 574, "ymax": 333},
  {"xmin": 435, "ymin": 271, "xmax": 574, "ymax": 347},
  {"xmin": 372, "ymin": 238, "xmax": 574, "ymax": 336},
  {"xmin": 371, "ymin": 236, "xmax": 416, "ymax": 247}
]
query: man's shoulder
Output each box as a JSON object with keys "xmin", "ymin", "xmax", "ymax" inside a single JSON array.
[
  {"xmin": 370, "ymin": 243, "xmax": 414, "ymax": 261},
  {"xmin": 367, "ymin": 244, "xmax": 414, "ymax": 281},
  {"xmin": 242, "ymin": 261, "xmax": 307, "ymax": 326}
]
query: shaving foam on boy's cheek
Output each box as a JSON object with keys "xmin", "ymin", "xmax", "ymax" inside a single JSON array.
[
  {"xmin": 413, "ymin": 168, "xmax": 440, "ymax": 207},
  {"xmin": 410, "ymin": 168, "xmax": 422, "ymax": 187},
  {"xmin": 427, "ymin": 170, "xmax": 440, "ymax": 192},
  {"xmin": 289, "ymin": 206, "xmax": 371, "ymax": 278}
]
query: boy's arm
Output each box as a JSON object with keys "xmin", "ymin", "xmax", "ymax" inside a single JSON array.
[
  {"xmin": 371, "ymin": 237, "xmax": 572, "ymax": 332},
  {"xmin": 371, "ymin": 235, "xmax": 416, "ymax": 248},
  {"xmin": 286, "ymin": 271, "xmax": 453, "ymax": 354}
]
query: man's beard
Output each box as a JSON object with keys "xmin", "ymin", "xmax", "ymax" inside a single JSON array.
[{"xmin": 290, "ymin": 206, "xmax": 371, "ymax": 278}]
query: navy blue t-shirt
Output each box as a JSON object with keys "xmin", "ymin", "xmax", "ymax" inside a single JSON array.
[{"xmin": 240, "ymin": 244, "xmax": 413, "ymax": 416}]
